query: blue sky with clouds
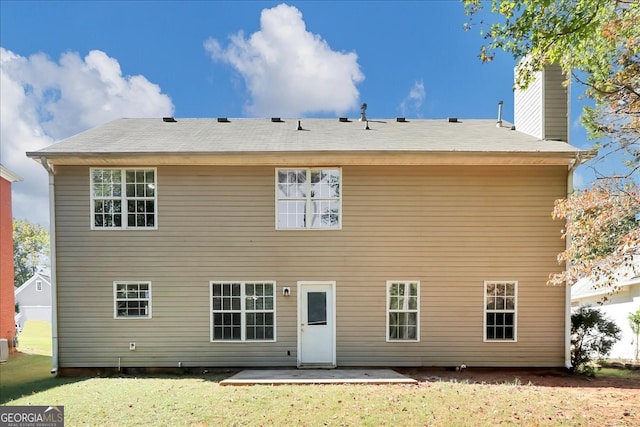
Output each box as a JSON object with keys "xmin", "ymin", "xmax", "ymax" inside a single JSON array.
[{"xmin": 1, "ymin": 1, "xmax": 599, "ymax": 227}]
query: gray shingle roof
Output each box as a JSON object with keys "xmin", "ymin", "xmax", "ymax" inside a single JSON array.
[{"xmin": 27, "ymin": 117, "xmax": 581, "ymax": 161}]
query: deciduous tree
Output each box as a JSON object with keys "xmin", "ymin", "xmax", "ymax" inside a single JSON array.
[
  {"xmin": 463, "ymin": 0, "xmax": 639, "ymax": 177},
  {"xmin": 13, "ymin": 219, "xmax": 49, "ymax": 286},
  {"xmin": 549, "ymin": 180, "xmax": 639, "ymax": 291}
]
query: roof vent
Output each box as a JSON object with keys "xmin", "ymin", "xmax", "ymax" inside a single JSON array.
[
  {"xmin": 163, "ymin": 117, "xmax": 177, "ymax": 123},
  {"xmin": 338, "ymin": 117, "xmax": 351, "ymax": 122},
  {"xmin": 448, "ymin": 117, "xmax": 459, "ymax": 123},
  {"xmin": 496, "ymin": 100, "xmax": 504, "ymax": 127},
  {"xmin": 364, "ymin": 120, "xmax": 370, "ymax": 130},
  {"xmin": 297, "ymin": 120, "xmax": 303, "ymax": 131},
  {"xmin": 359, "ymin": 103, "xmax": 367, "ymax": 121},
  {"xmin": 271, "ymin": 117, "xmax": 284, "ymax": 123},
  {"xmin": 396, "ymin": 117, "xmax": 407, "ymax": 123},
  {"xmin": 217, "ymin": 117, "xmax": 230, "ymax": 123}
]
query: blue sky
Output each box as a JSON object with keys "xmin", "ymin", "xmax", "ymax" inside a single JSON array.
[{"xmin": 1, "ymin": 1, "xmax": 598, "ymax": 227}]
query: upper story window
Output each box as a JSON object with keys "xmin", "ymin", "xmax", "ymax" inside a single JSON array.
[
  {"xmin": 276, "ymin": 168, "xmax": 341, "ymax": 230},
  {"xmin": 91, "ymin": 168, "xmax": 157, "ymax": 230},
  {"xmin": 387, "ymin": 281, "xmax": 420, "ymax": 342},
  {"xmin": 36, "ymin": 280, "xmax": 43, "ymax": 291},
  {"xmin": 484, "ymin": 281, "xmax": 517, "ymax": 341},
  {"xmin": 114, "ymin": 281, "xmax": 152, "ymax": 319}
]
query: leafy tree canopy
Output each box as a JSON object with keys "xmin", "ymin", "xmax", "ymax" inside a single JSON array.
[
  {"xmin": 550, "ymin": 180, "xmax": 639, "ymax": 291},
  {"xmin": 464, "ymin": 0, "xmax": 639, "ymax": 177},
  {"xmin": 13, "ymin": 219, "xmax": 49, "ymax": 287}
]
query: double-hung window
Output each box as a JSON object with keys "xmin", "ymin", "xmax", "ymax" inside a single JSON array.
[
  {"xmin": 484, "ymin": 281, "xmax": 517, "ymax": 341},
  {"xmin": 91, "ymin": 168, "xmax": 157, "ymax": 229},
  {"xmin": 276, "ymin": 168, "xmax": 341, "ymax": 229},
  {"xmin": 114, "ymin": 281, "xmax": 152, "ymax": 318},
  {"xmin": 210, "ymin": 281, "xmax": 276, "ymax": 341},
  {"xmin": 387, "ymin": 281, "xmax": 419, "ymax": 341}
]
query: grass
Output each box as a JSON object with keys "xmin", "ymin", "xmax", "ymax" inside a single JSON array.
[
  {"xmin": 598, "ymin": 367, "xmax": 640, "ymax": 378},
  {"xmin": 17, "ymin": 320, "xmax": 52, "ymax": 356},
  {"xmin": 0, "ymin": 320, "xmax": 74, "ymax": 403},
  {"xmin": 2, "ymin": 374, "xmax": 636, "ymax": 426},
  {"xmin": 2, "ymin": 323, "xmax": 638, "ymax": 425}
]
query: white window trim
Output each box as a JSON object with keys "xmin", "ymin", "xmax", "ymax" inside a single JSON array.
[
  {"xmin": 113, "ymin": 281, "xmax": 152, "ymax": 319},
  {"xmin": 275, "ymin": 167, "xmax": 342, "ymax": 231},
  {"xmin": 90, "ymin": 167, "xmax": 158, "ymax": 230},
  {"xmin": 483, "ymin": 280, "xmax": 518, "ymax": 342},
  {"xmin": 386, "ymin": 280, "xmax": 420, "ymax": 342},
  {"xmin": 35, "ymin": 280, "xmax": 43, "ymax": 292},
  {"xmin": 209, "ymin": 281, "xmax": 277, "ymax": 342}
]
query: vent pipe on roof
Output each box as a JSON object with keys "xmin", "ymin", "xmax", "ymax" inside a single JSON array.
[
  {"xmin": 297, "ymin": 120, "xmax": 303, "ymax": 131},
  {"xmin": 364, "ymin": 120, "xmax": 370, "ymax": 130},
  {"xmin": 359, "ymin": 103, "xmax": 367, "ymax": 121},
  {"xmin": 496, "ymin": 100, "xmax": 504, "ymax": 127}
]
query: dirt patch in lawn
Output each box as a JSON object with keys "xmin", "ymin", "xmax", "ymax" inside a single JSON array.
[{"xmin": 398, "ymin": 367, "xmax": 640, "ymax": 426}]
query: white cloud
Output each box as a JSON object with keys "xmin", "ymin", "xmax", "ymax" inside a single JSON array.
[
  {"xmin": 204, "ymin": 3, "xmax": 364, "ymax": 117},
  {"xmin": 398, "ymin": 80, "xmax": 425, "ymax": 117},
  {"xmin": 0, "ymin": 48, "xmax": 174, "ymax": 227}
]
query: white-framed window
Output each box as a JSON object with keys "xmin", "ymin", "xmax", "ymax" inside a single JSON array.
[
  {"xmin": 276, "ymin": 168, "xmax": 341, "ymax": 230},
  {"xmin": 484, "ymin": 281, "xmax": 517, "ymax": 341},
  {"xmin": 114, "ymin": 281, "xmax": 152, "ymax": 319},
  {"xmin": 210, "ymin": 281, "xmax": 276, "ymax": 341},
  {"xmin": 90, "ymin": 168, "xmax": 157, "ymax": 229},
  {"xmin": 386, "ymin": 281, "xmax": 420, "ymax": 342},
  {"xmin": 36, "ymin": 280, "xmax": 43, "ymax": 292}
]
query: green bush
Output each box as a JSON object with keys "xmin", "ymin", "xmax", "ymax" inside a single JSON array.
[{"xmin": 571, "ymin": 306, "xmax": 621, "ymax": 375}]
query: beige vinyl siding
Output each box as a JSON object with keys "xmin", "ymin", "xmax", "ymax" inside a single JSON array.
[{"xmin": 54, "ymin": 164, "xmax": 567, "ymax": 368}]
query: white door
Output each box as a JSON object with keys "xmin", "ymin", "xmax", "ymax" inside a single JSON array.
[{"xmin": 297, "ymin": 281, "xmax": 336, "ymax": 368}]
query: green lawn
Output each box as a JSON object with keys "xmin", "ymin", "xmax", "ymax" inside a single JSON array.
[
  {"xmin": 17, "ymin": 320, "xmax": 52, "ymax": 356},
  {"xmin": 1, "ymin": 373, "xmax": 637, "ymax": 426},
  {"xmin": 1, "ymin": 323, "xmax": 638, "ymax": 425}
]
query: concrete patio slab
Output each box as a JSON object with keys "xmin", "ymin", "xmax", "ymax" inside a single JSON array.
[{"xmin": 220, "ymin": 368, "xmax": 418, "ymax": 386}]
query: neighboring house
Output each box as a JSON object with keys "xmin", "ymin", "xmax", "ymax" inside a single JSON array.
[
  {"xmin": 0, "ymin": 164, "xmax": 22, "ymax": 346},
  {"xmin": 27, "ymin": 66, "xmax": 584, "ymax": 372},
  {"xmin": 15, "ymin": 272, "xmax": 52, "ymax": 329},
  {"xmin": 571, "ymin": 259, "xmax": 640, "ymax": 361}
]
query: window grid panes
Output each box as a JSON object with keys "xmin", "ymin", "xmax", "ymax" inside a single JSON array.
[
  {"xmin": 484, "ymin": 281, "xmax": 517, "ymax": 341},
  {"xmin": 91, "ymin": 168, "xmax": 156, "ymax": 229},
  {"xmin": 114, "ymin": 282, "xmax": 151, "ymax": 318},
  {"xmin": 211, "ymin": 281, "xmax": 275, "ymax": 341},
  {"xmin": 276, "ymin": 168, "xmax": 341, "ymax": 229},
  {"xmin": 387, "ymin": 281, "xmax": 419, "ymax": 341}
]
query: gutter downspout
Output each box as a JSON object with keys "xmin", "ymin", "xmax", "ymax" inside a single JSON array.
[
  {"xmin": 39, "ymin": 156, "xmax": 58, "ymax": 375},
  {"xmin": 564, "ymin": 152, "xmax": 582, "ymax": 369}
]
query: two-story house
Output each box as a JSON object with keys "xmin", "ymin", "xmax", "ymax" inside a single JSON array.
[{"xmin": 28, "ymin": 66, "xmax": 583, "ymax": 374}]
